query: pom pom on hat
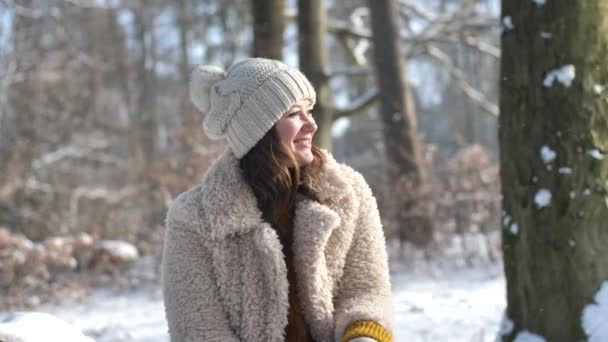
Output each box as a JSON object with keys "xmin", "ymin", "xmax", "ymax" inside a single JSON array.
[{"xmin": 189, "ymin": 65, "xmax": 226, "ymax": 113}]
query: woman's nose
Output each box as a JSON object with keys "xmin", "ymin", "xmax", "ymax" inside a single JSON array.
[{"xmin": 303, "ymin": 113, "xmax": 317, "ymax": 132}]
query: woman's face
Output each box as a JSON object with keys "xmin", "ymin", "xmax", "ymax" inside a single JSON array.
[{"xmin": 275, "ymin": 99, "xmax": 318, "ymax": 166}]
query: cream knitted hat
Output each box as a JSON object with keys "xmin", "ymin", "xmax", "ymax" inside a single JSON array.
[{"xmin": 189, "ymin": 58, "xmax": 316, "ymax": 158}]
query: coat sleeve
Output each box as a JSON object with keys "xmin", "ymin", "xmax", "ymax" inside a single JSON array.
[
  {"xmin": 161, "ymin": 193, "xmax": 240, "ymax": 342},
  {"xmin": 333, "ymin": 172, "xmax": 393, "ymax": 342}
]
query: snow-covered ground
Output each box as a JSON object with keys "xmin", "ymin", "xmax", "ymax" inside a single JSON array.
[{"xmin": 20, "ymin": 262, "xmax": 505, "ymax": 342}]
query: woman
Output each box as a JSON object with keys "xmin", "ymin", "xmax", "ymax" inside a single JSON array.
[{"xmin": 162, "ymin": 58, "xmax": 393, "ymax": 342}]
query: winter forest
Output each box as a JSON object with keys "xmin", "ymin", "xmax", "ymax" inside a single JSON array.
[{"xmin": 0, "ymin": 0, "xmax": 607, "ymax": 341}]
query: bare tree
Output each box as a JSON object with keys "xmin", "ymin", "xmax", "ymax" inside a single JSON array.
[
  {"xmin": 252, "ymin": 0, "xmax": 285, "ymax": 60},
  {"xmin": 500, "ymin": 1, "xmax": 608, "ymax": 341},
  {"xmin": 297, "ymin": 0, "xmax": 335, "ymax": 149},
  {"xmin": 368, "ymin": 0, "xmax": 434, "ymax": 246}
]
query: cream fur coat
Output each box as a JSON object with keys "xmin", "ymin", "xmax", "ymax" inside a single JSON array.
[{"xmin": 161, "ymin": 149, "xmax": 392, "ymax": 342}]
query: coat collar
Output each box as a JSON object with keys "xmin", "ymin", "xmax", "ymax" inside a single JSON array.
[{"xmin": 199, "ymin": 148, "xmax": 354, "ymax": 241}]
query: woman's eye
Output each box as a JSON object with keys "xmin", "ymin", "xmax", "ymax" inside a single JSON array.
[{"xmin": 288, "ymin": 111, "xmax": 299, "ymax": 117}]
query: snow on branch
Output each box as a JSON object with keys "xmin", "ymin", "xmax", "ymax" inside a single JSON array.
[
  {"xmin": 328, "ymin": 18, "xmax": 372, "ymax": 40},
  {"xmin": 425, "ymin": 45, "xmax": 499, "ymax": 117},
  {"xmin": 398, "ymin": 0, "xmax": 436, "ymax": 22},
  {"xmin": 31, "ymin": 139, "xmax": 115, "ymax": 171}
]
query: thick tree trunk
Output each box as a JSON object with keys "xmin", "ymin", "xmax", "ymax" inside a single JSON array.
[
  {"xmin": 298, "ymin": 0, "xmax": 334, "ymax": 150},
  {"xmin": 368, "ymin": 0, "xmax": 433, "ymax": 246},
  {"xmin": 252, "ymin": 0, "xmax": 285, "ymax": 60},
  {"xmin": 500, "ymin": 1, "xmax": 608, "ymax": 341}
]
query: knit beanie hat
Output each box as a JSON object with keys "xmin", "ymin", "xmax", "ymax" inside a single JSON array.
[{"xmin": 189, "ymin": 58, "xmax": 316, "ymax": 158}]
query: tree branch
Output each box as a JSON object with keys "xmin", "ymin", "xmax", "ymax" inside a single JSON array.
[
  {"xmin": 425, "ymin": 45, "xmax": 499, "ymax": 116},
  {"xmin": 327, "ymin": 18, "xmax": 372, "ymax": 40},
  {"xmin": 334, "ymin": 88, "xmax": 379, "ymax": 119}
]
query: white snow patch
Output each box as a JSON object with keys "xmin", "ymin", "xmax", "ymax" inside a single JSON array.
[
  {"xmin": 514, "ymin": 330, "xmax": 547, "ymax": 342},
  {"xmin": 558, "ymin": 167, "xmax": 572, "ymax": 174},
  {"xmin": 543, "ymin": 65, "xmax": 576, "ymax": 88},
  {"xmin": 503, "ymin": 215, "xmax": 512, "ymax": 227},
  {"xmin": 531, "ymin": 0, "xmax": 545, "ymax": 6},
  {"xmin": 510, "ymin": 223, "xmax": 519, "ymax": 235},
  {"xmin": 503, "ymin": 214, "xmax": 519, "ymax": 235},
  {"xmin": 540, "ymin": 31, "xmax": 552, "ymax": 39},
  {"xmin": 503, "ymin": 16, "xmax": 514, "ymax": 30},
  {"xmin": 98, "ymin": 240, "xmax": 139, "ymax": 261},
  {"xmin": 0, "ymin": 312, "xmax": 95, "ymax": 342},
  {"xmin": 540, "ymin": 145, "xmax": 556, "ymax": 164},
  {"xmin": 568, "ymin": 239, "xmax": 576, "ymax": 247},
  {"xmin": 594, "ymin": 84, "xmax": 605, "ymax": 95},
  {"xmin": 391, "ymin": 264, "xmax": 505, "ymax": 341},
  {"xmin": 534, "ymin": 189, "xmax": 552, "ymax": 208},
  {"xmin": 582, "ymin": 188, "xmax": 592, "ymax": 196},
  {"xmin": 582, "ymin": 281, "xmax": 608, "ymax": 342},
  {"xmin": 588, "ymin": 149, "xmax": 604, "ymax": 160}
]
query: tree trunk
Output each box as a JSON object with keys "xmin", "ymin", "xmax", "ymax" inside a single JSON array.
[
  {"xmin": 131, "ymin": 2, "xmax": 157, "ymax": 162},
  {"xmin": 177, "ymin": 0, "xmax": 190, "ymax": 89},
  {"xmin": 368, "ymin": 0, "xmax": 433, "ymax": 246},
  {"xmin": 500, "ymin": 1, "xmax": 608, "ymax": 341},
  {"xmin": 2, "ymin": 0, "xmax": 39, "ymax": 198},
  {"xmin": 252, "ymin": 0, "xmax": 284, "ymax": 60},
  {"xmin": 298, "ymin": 0, "xmax": 334, "ymax": 150}
]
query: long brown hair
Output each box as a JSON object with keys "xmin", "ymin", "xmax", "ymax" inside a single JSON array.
[{"xmin": 239, "ymin": 128, "xmax": 325, "ymax": 234}]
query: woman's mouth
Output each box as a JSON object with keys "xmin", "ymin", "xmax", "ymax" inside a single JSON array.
[{"xmin": 293, "ymin": 138, "xmax": 312, "ymax": 147}]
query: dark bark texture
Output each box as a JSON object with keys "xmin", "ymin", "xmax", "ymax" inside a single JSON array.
[{"xmin": 500, "ymin": 1, "xmax": 608, "ymax": 341}]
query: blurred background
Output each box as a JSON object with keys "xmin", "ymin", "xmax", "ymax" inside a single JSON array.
[{"xmin": 0, "ymin": 0, "xmax": 501, "ymax": 322}]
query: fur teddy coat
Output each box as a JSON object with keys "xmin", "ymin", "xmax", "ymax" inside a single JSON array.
[{"xmin": 161, "ymin": 149, "xmax": 393, "ymax": 342}]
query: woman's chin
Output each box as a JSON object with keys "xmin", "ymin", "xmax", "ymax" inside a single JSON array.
[{"xmin": 295, "ymin": 150, "xmax": 314, "ymax": 166}]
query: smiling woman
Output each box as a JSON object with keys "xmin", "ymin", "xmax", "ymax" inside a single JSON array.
[
  {"xmin": 275, "ymin": 99, "xmax": 317, "ymax": 165},
  {"xmin": 161, "ymin": 58, "xmax": 393, "ymax": 342}
]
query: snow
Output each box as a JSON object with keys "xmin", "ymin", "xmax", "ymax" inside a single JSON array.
[
  {"xmin": 503, "ymin": 214, "xmax": 519, "ymax": 235},
  {"xmin": 503, "ymin": 16, "xmax": 514, "ymax": 30},
  {"xmin": 543, "ymin": 65, "xmax": 576, "ymax": 88},
  {"xmin": 391, "ymin": 265, "xmax": 505, "ymax": 342},
  {"xmin": 0, "ymin": 312, "xmax": 95, "ymax": 342},
  {"xmin": 588, "ymin": 149, "xmax": 604, "ymax": 160},
  {"xmin": 498, "ymin": 312, "xmax": 514, "ymax": 336},
  {"xmin": 540, "ymin": 145, "xmax": 556, "ymax": 164},
  {"xmin": 534, "ymin": 189, "xmax": 552, "ymax": 208},
  {"xmin": 509, "ymin": 223, "xmax": 519, "ymax": 235},
  {"xmin": 503, "ymin": 214, "xmax": 511, "ymax": 227},
  {"xmin": 540, "ymin": 32, "xmax": 552, "ymax": 39},
  {"xmin": 582, "ymin": 280, "xmax": 608, "ymax": 342},
  {"xmin": 594, "ymin": 84, "xmax": 605, "ymax": 95},
  {"xmin": 513, "ymin": 330, "xmax": 547, "ymax": 342},
  {"xmin": 98, "ymin": 240, "xmax": 139, "ymax": 261},
  {"xmin": 531, "ymin": 0, "xmax": 545, "ymax": 6},
  {"xmin": 1, "ymin": 264, "xmax": 507, "ymax": 342},
  {"xmin": 558, "ymin": 167, "xmax": 572, "ymax": 174}
]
